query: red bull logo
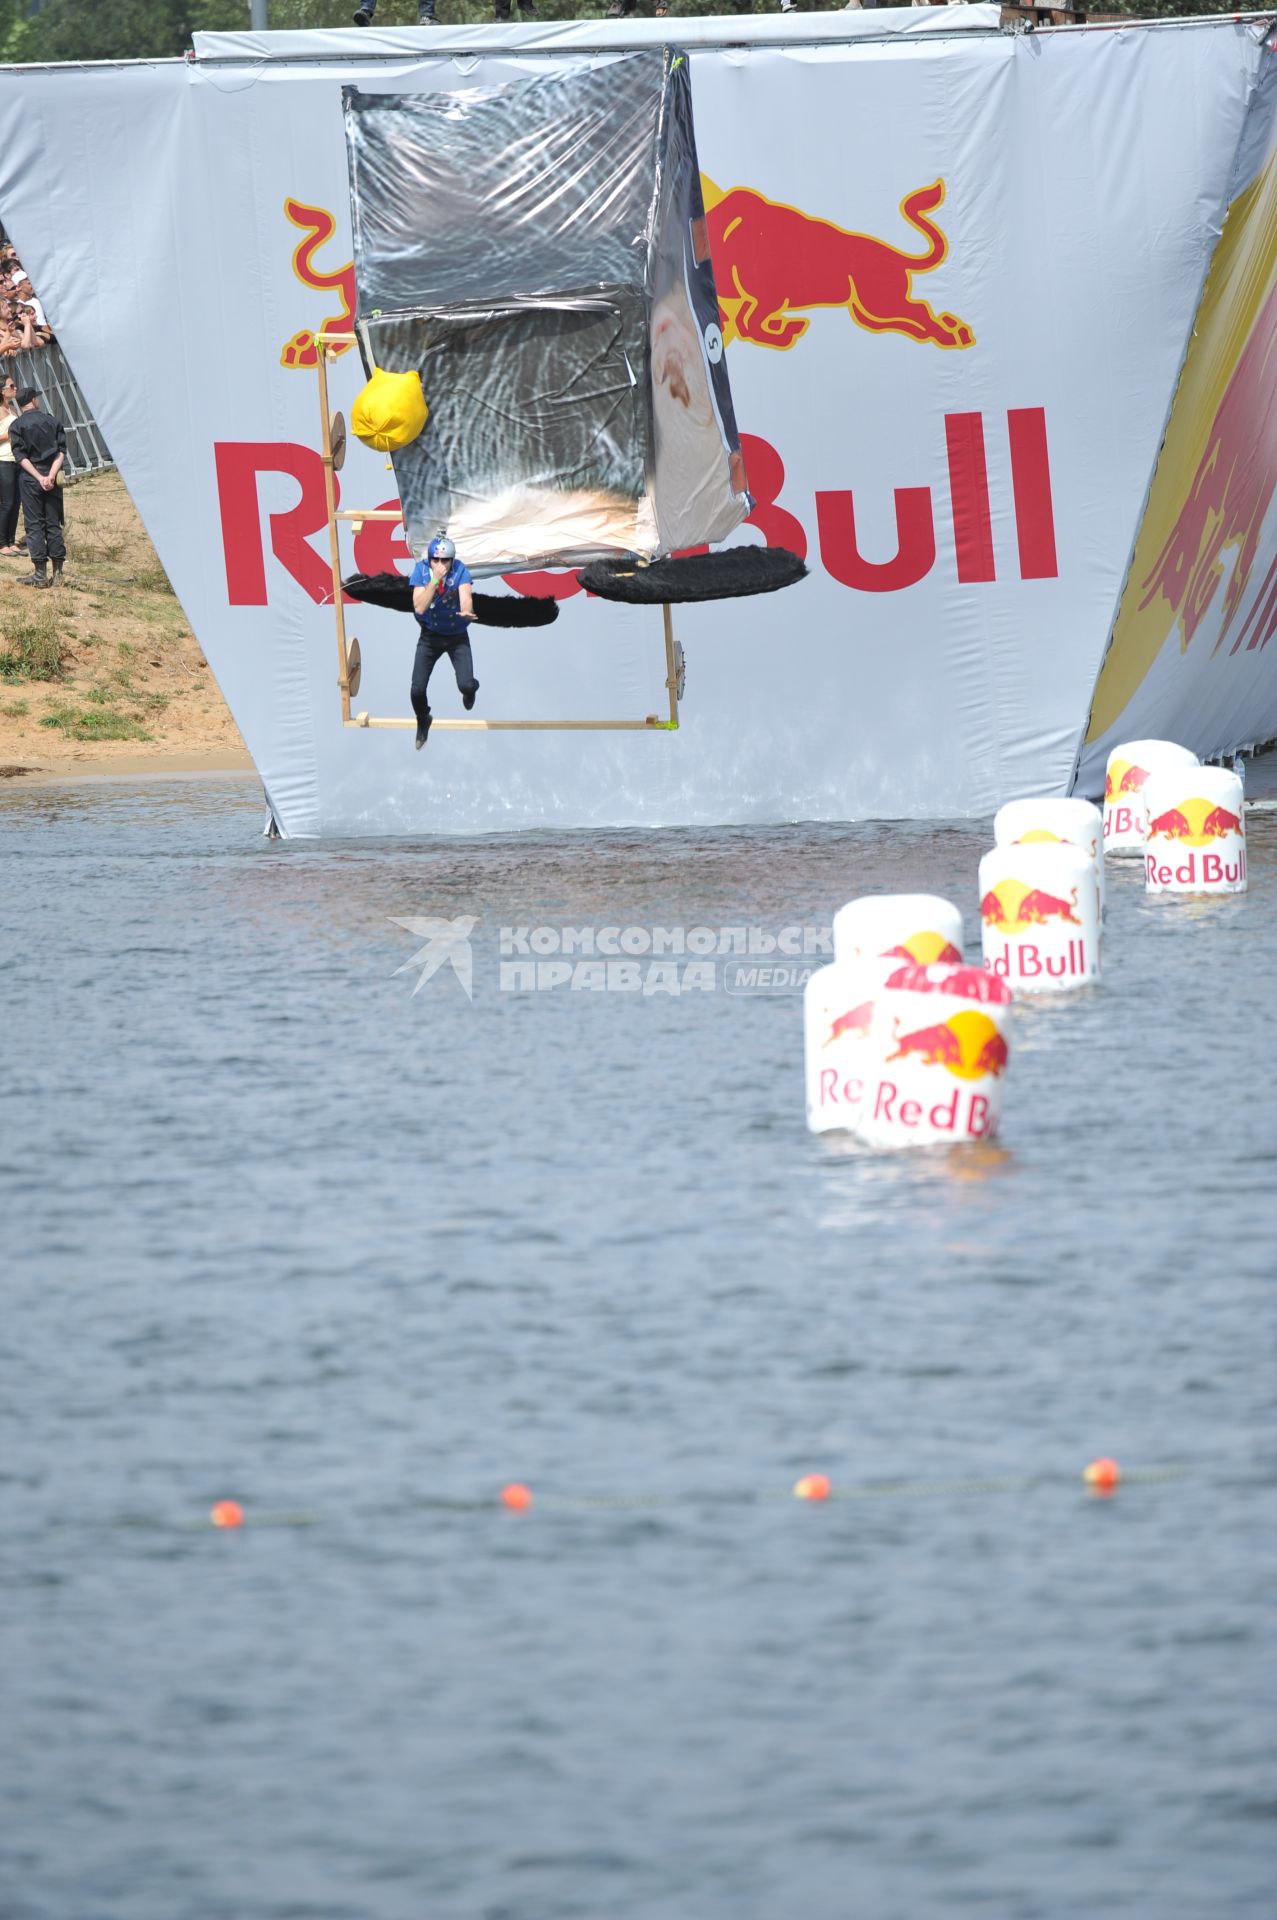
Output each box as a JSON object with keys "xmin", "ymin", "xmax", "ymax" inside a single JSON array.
[
  {"xmin": 979, "ymin": 882, "xmax": 1080, "ymax": 933},
  {"xmin": 1103, "ymin": 759, "xmax": 1158, "ymax": 845},
  {"xmin": 1104, "ymin": 758, "xmax": 1153, "ymax": 804},
  {"xmin": 878, "ymin": 931, "xmax": 963, "ymax": 967},
  {"xmin": 1137, "ymin": 274, "xmax": 1277, "ymax": 658},
  {"xmin": 884, "ymin": 1008, "xmax": 1007, "ymax": 1081},
  {"xmin": 866, "ymin": 1003, "xmax": 1007, "ymax": 1140},
  {"xmin": 824, "ymin": 999, "xmax": 874, "ymax": 1048},
  {"xmin": 1144, "ymin": 793, "xmax": 1246, "ymax": 889},
  {"xmin": 980, "ymin": 880, "xmax": 1093, "ymax": 984},
  {"xmin": 702, "ymin": 176, "xmax": 974, "ymax": 354},
  {"xmin": 1145, "ymin": 797, "xmax": 1243, "ymax": 847},
  {"xmin": 815, "ymin": 998, "xmax": 873, "ymax": 1114},
  {"xmin": 835, "ymin": 964, "xmax": 1011, "ymax": 1139},
  {"xmin": 280, "ymin": 199, "xmax": 357, "ymax": 369},
  {"xmin": 232, "ymin": 182, "xmax": 1050, "ymax": 607}
]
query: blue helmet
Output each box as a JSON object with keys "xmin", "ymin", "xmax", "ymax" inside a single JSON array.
[{"xmin": 427, "ymin": 534, "xmax": 455, "ymax": 563}]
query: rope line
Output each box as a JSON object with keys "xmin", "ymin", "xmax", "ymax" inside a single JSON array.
[{"xmin": 177, "ymin": 1463, "xmax": 1188, "ymax": 1529}]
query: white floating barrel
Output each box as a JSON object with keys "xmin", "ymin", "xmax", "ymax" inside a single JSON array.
[
  {"xmin": 832, "ymin": 893, "xmax": 965, "ymax": 983},
  {"xmin": 804, "ymin": 964, "xmax": 879, "ymax": 1135},
  {"xmin": 979, "ymin": 842, "xmax": 1100, "ymax": 991},
  {"xmin": 1143, "ymin": 765, "xmax": 1246, "ymax": 895},
  {"xmin": 1103, "ymin": 740, "xmax": 1199, "ymax": 855},
  {"xmin": 854, "ymin": 963, "xmax": 1013, "ymax": 1149},
  {"xmin": 993, "ymin": 796, "xmax": 1105, "ymax": 914}
]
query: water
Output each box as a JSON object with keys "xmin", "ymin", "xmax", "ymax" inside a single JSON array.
[{"xmin": 2, "ymin": 778, "xmax": 1274, "ymax": 1920}]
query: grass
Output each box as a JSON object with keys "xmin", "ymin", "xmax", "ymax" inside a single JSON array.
[
  {"xmin": 0, "ymin": 607, "xmax": 67, "ymax": 682},
  {"xmin": 130, "ymin": 564, "xmax": 175, "ymax": 597},
  {"xmin": 0, "ymin": 470, "xmax": 245, "ymax": 763},
  {"xmin": 39, "ymin": 703, "xmax": 152, "ymax": 743},
  {"xmin": 1, "ymin": 504, "xmax": 178, "ymax": 737}
]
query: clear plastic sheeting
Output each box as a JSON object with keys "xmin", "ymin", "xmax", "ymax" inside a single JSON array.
[{"xmin": 343, "ymin": 52, "xmax": 747, "ymax": 571}]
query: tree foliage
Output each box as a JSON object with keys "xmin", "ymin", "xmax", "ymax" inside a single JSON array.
[{"xmin": 6, "ymin": 0, "xmax": 1256, "ymax": 65}]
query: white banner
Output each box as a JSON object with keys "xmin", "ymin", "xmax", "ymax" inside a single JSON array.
[{"xmin": 0, "ymin": 15, "xmax": 1262, "ymax": 835}]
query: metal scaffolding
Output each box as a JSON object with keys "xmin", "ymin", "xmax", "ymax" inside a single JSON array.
[{"xmin": 11, "ymin": 340, "xmax": 113, "ymax": 478}]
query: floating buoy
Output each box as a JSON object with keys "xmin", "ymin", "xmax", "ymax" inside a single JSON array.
[
  {"xmin": 832, "ymin": 893, "xmax": 965, "ymax": 981},
  {"xmin": 979, "ymin": 841, "xmax": 1100, "ymax": 991},
  {"xmin": 804, "ymin": 962, "xmax": 879, "ymax": 1134},
  {"xmin": 1083, "ymin": 1457, "xmax": 1121, "ymax": 1493},
  {"xmin": 501, "ymin": 1482, "xmax": 533, "ymax": 1511},
  {"xmin": 210, "ymin": 1499, "xmax": 244, "ymax": 1529},
  {"xmin": 1103, "ymin": 740, "xmax": 1198, "ymax": 855},
  {"xmin": 1143, "ymin": 764, "xmax": 1246, "ymax": 895},
  {"xmin": 993, "ymin": 796, "xmax": 1105, "ymax": 916},
  {"xmin": 793, "ymin": 1473, "xmax": 832, "ymax": 1501},
  {"xmin": 854, "ymin": 962, "xmax": 1013, "ymax": 1149}
]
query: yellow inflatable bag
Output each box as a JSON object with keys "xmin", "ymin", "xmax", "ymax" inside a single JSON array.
[{"xmin": 350, "ymin": 368, "xmax": 428, "ymax": 452}]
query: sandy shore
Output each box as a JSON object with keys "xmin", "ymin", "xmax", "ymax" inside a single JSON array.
[
  {"xmin": 0, "ymin": 749, "xmax": 256, "ymax": 786},
  {"xmin": 0, "ymin": 470, "xmax": 252, "ymax": 783}
]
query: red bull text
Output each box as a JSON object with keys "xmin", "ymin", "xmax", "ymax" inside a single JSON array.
[
  {"xmin": 862, "ymin": 1080, "xmax": 998, "ymax": 1139},
  {"xmin": 215, "ymin": 410, "xmax": 1057, "ymax": 608},
  {"xmin": 1145, "ymin": 845, "xmax": 1247, "ymax": 890},
  {"xmin": 806, "ymin": 970, "xmax": 878, "ymax": 1131},
  {"xmin": 978, "ymin": 857, "xmax": 1100, "ymax": 990},
  {"xmin": 853, "ymin": 978, "xmax": 1012, "ymax": 1147},
  {"xmin": 1142, "ymin": 774, "xmax": 1247, "ymax": 894}
]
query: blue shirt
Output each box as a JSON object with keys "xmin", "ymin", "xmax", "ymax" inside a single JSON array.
[{"xmin": 409, "ymin": 558, "xmax": 473, "ymax": 638}]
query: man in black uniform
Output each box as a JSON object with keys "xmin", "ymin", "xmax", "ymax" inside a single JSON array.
[{"xmin": 9, "ymin": 387, "xmax": 66, "ymax": 588}]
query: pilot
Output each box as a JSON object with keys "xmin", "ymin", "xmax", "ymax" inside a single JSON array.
[{"xmin": 409, "ymin": 533, "xmax": 477, "ymax": 750}]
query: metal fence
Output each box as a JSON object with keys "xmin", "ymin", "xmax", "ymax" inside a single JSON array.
[{"xmin": 10, "ymin": 339, "xmax": 113, "ymax": 476}]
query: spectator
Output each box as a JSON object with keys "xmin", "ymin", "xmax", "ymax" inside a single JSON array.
[
  {"xmin": 0, "ymin": 373, "xmax": 21, "ymax": 555},
  {"xmin": 0, "ymin": 295, "xmax": 35, "ymax": 357},
  {"xmin": 9, "ymin": 385, "xmax": 67, "ymax": 588},
  {"xmin": 12, "ymin": 276, "xmax": 46, "ymax": 328},
  {"xmin": 353, "ymin": 0, "xmax": 537, "ymax": 17},
  {"xmin": 0, "ymin": 244, "xmax": 54, "ymax": 358},
  {"xmin": 354, "ymin": 1, "xmax": 434, "ymax": 21}
]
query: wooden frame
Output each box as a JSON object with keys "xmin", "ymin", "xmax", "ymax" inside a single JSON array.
[{"xmin": 315, "ymin": 334, "xmax": 680, "ymax": 734}]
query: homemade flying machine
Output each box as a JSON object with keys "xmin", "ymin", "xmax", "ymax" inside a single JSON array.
[{"xmin": 315, "ymin": 47, "xmax": 803, "ymax": 736}]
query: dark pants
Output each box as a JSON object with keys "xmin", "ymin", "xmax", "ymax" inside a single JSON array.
[
  {"xmin": 358, "ymin": 0, "xmax": 437, "ymax": 18},
  {"xmin": 411, "ymin": 632, "xmax": 477, "ymax": 722},
  {"xmin": 0, "ymin": 463, "xmax": 19, "ymax": 547},
  {"xmin": 19, "ymin": 471, "xmax": 65, "ymax": 569}
]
